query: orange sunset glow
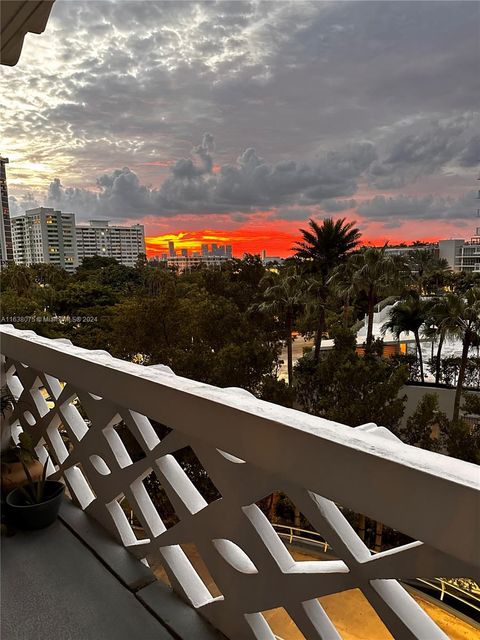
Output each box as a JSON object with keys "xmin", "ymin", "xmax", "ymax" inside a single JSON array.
[
  {"xmin": 146, "ymin": 228, "xmax": 300, "ymax": 258},
  {"xmin": 145, "ymin": 225, "xmax": 448, "ymax": 259}
]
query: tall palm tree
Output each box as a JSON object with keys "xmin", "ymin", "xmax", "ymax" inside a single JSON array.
[
  {"xmin": 426, "ymin": 294, "xmax": 463, "ymax": 384},
  {"xmin": 258, "ymin": 268, "xmax": 306, "ymax": 386},
  {"xmin": 383, "ymin": 292, "xmax": 427, "ymax": 382},
  {"xmin": 330, "ymin": 247, "xmax": 408, "ymax": 347},
  {"xmin": 449, "ymin": 287, "xmax": 480, "ymax": 422},
  {"xmin": 293, "ymin": 217, "xmax": 361, "ymax": 360},
  {"xmin": 408, "ymin": 250, "xmax": 450, "ymax": 294},
  {"xmin": 294, "ymin": 217, "xmax": 361, "ymax": 272},
  {"xmin": 427, "ymin": 288, "xmax": 480, "ymax": 420}
]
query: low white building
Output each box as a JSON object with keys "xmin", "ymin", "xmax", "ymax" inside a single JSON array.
[
  {"xmin": 11, "ymin": 207, "xmax": 78, "ymax": 273},
  {"xmin": 76, "ymin": 220, "xmax": 145, "ymax": 267}
]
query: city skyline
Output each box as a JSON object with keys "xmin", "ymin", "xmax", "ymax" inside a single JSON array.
[{"xmin": 2, "ymin": 1, "xmax": 479, "ymax": 256}]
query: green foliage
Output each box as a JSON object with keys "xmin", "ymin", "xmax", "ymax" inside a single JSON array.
[
  {"xmin": 329, "ymin": 246, "xmax": 411, "ymax": 346},
  {"xmin": 394, "ymin": 391, "xmax": 480, "ymax": 463},
  {"xmin": 1, "ymin": 432, "xmax": 38, "ymax": 465},
  {"xmin": 293, "ymin": 217, "xmax": 361, "ymax": 278},
  {"xmin": 407, "ymin": 250, "xmax": 450, "ymax": 294},
  {"xmin": 383, "ymin": 291, "xmax": 428, "ymax": 381},
  {"xmin": 462, "ymin": 391, "xmax": 480, "ymax": 416},
  {"xmin": 259, "ymin": 376, "xmax": 295, "ymax": 408},
  {"xmin": 0, "ymin": 257, "xmax": 282, "ymax": 394},
  {"xmin": 428, "ymin": 356, "xmax": 480, "ymax": 389},
  {"xmin": 400, "ymin": 393, "xmax": 446, "ymax": 451},
  {"xmin": 17, "ymin": 459, "xmax": 49, "ymax": 505},
  {"xmin": 0, "ymin": 386, "xmax": 14, "ymax": 417},
  {"xmin": 440, "ymin": 417, "xmax": 480, "ymax": 465},
  {"xmin": 389, "ymin": 353, "xmax": 421, "ymax": 382},
  {"xmin": 294, "ymin": 327, "xmax": 408, "ymax": 428}
]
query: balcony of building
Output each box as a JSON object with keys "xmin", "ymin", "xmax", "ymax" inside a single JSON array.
[{"xmin": 1, "ymin": 324, "xmax": 479, "ymax": 640}]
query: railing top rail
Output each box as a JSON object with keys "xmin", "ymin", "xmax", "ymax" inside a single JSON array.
[
  {"xmin": 1, "ymin": 325, "xmax": 476, "ymax": 483},
  {"xmin": 1, "ymin": 324, "xmax": 479, "ymax": 566}
]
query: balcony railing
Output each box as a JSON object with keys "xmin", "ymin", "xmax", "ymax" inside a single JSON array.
[{"xmin": 1, "ymin": 324, "xmax": 479, "ymax": 640}]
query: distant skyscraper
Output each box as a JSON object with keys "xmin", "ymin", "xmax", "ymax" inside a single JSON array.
[
  {"xmin": 181, "ymin": 248, "xmax": 188, "ymax": 257},
  {"xmin": 168, "ymin": 241, "xmax": 175, "ymax": 257},
  {"xmin": 12, "ymin": 207, "xmax": 78, "ymax": 272},
  {"xmin": 201, "ymin": 243, "xmax": 209, "ymax": 256},
  {"xmin": 0, "ymin": 156, "xmax": 13, "ymax": 264},
  {"xmin": 226, "ymin": 245, "xmax": 233, "ymax": 258},
  {"xmin": 211, "ymin": 243, "xmax": 218, "ymax": 255}
]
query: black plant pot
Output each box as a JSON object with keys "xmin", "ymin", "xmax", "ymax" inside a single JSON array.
[{"xmin": 6, "ymin": 481, "xmax": 65, "ymax": 530}]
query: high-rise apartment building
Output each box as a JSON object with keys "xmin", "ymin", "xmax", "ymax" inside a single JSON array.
[
  {"xmin": 12, "ymin": 207, "xmax": 78, "ymax": 272},
  {"xmin": 76, "ymin": 220, "xmax": 145, "ymax": 267},
  {"xmin": 0, "ymin": 156, "xmax": 14, "ymax": 265}
]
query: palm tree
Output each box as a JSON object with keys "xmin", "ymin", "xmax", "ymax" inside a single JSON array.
[
  {"xmin": 450, "ymin": 287, "xmax": 480, "ymax": 422},
  {"xmin": 294, "ymin": 217, "xmax": 361, "ymax": 271},
  {"xmin": 426, "ymin": 294, "xmax": 463, "ymax": 384},
  {"xmin": 258, "ymin": 268, "xmax": 306, "ymax": 386},
  {"xmin": 330, "ymin": 247, "xmax": 409, "ymax": 347},
  {"xmin": 293, "ymin": 217, "xmax": 361, "ymax": 360},
  {"xmin": 427, "ymin": 288, "xmax": 480, "ymax": 420},
  {"xmin": 383, "ymin": 292, "xmax": 427, "ymax": 382},
  {"xmin": 408, "ymin": 250, "xmax": 450, "ymax": 294}
]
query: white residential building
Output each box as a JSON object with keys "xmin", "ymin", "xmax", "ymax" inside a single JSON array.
[
  {"xmin": 11, "ymin": 207, "xmax": 78, "ymax": 272},
  {"xmin": 439, "ymin": 227, "xmax": 480, "ymax": 273},
  {"xmin": 76, "ymin": 220, "xmax": 145, "ymax": 267}
]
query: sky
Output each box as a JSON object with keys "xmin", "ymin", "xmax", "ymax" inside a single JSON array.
[{"xmin": 2, "ymin": 0, "xmax": 479, "ymax": 257}]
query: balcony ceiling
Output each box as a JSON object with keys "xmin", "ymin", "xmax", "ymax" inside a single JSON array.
[{"xmin": 0, "ymin": 0, "xmax": 55, "ymax": 66}]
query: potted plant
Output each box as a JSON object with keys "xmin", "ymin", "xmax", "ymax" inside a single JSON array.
[
  {"xmin": 6, "ymin": 457, "xmax": 64, "ymax": 530},
  {"xmin": 1, "ymin": 430, "xmax": 44, "ymax": 496},
  {"xmin": 1, "ymin": 384, "xmax": 15, "ymax": 452}
]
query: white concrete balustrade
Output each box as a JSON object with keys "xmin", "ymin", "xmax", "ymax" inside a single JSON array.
[{"xmin": 1, "ymin": 324, "xmax": 478, "ymax": 640}]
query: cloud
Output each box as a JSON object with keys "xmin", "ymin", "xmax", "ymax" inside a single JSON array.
[
  {"xmin": 4, "ymin": 2, "xmax": 478, "ymax": 181},
  {"xmin": 9, "ymin": 194, "xmax": 41, "ymax": 217},
  {"xmin": 357, "ymin": 191, "xmax": 476, "ymax": 221},
  {"xmin": 3, "ymin": 0, "xmax": 478, "ymax": 232},
  {"xmin": 369, "ymin": 120, "xmax": 477, "ymax": 188},
  {"xmin": 458, "ymin": 134, "xmax": 480, "ymax": 168},
  {"xmin": 32, "ymin": 136, "xmax": 377, "ymax": 219},
  {"xmin": 321, "ymin": 199, "xmax": 356, "ymax": 212}
]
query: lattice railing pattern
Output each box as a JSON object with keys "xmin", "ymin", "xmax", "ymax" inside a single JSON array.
[{"xmin": 1, "ymin": 325, "xmax": 479, "ymax": 640}]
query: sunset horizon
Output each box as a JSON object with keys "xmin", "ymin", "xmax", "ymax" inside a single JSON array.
[{"xmin": 144, "ymin": 225, "xmax": 470, "ymax": 260}]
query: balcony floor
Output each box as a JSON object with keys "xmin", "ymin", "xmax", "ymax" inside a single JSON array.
[
  {"xmin": 1, "ymin": 500, "xmax": 223, "ymax": 640},
  {"xmin": 1, "ymin": 519, "xmax": 175, "ymax": 640}
]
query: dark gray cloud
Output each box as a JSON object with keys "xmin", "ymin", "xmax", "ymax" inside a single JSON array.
[
  {"xmin": 357, "ymin": 191, "xmax": 476, "ymax": 222},
  {"xmin": 322, "ymin": 199, "xmax": 357, "ymax": 213},
  {"xmin": 458, "ymin": 134, "xmax": 480, "ymax": 168},
  {"xmin": 41, "ymin": 137, "xmax": 376, "ymax": 219},
  {"xmin": 368, "ymin": 119, "xmax": 478, "ymax": 188}
]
